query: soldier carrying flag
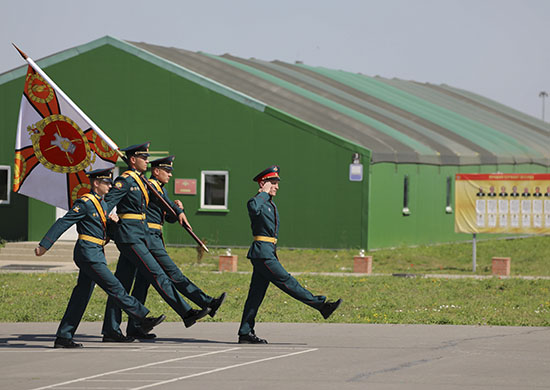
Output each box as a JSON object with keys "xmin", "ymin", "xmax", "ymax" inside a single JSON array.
[
  {"xmin": 13, "ymin": 45, "xmax": 212, "ymax": 344},
  {"xmin": 35, "ymin": 168, "xmax": 165, "ymax": 348},
  {"xmin": 101, "ymin": 143, "xmax": 211, "ymax": 342},
  {"xmin": 104, "ymin": 155, "xmax": 226, "ymax": 340}
]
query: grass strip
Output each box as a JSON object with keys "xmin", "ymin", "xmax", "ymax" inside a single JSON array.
[
  {"xmin": 169, "ymin": 235, "xmax": 550, "ymax": 276},
  {"xmin": 1, "ymin": 271, "xmax": 549, "ymax": 326}
]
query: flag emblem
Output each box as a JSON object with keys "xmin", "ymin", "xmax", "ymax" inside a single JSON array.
[
  {"xmin": 25, "ymin": 72, "xmax": 54, "ymax": 104},
  {"xmin": 14, "ymin": 65, "xmax": 117, "ymax": 209},
  {"xmin": 29, "ymin": 114, "xmax": 92, "ymax": 173}
]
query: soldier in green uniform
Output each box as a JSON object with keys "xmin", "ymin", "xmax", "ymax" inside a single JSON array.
[
  {"xmin": 114, "ymin": 156, "xmax": 226, "ymax": 339},
  {"xmin": 238, "ymin": 165, "xmax": 342, "ymax": 344},
  {"xmin": 101, "ymin": 143, "xmax": 210, "ymax": 342},
  {"xmin": 34, "ymin": 168, "xmax": 165, "ymax": 348}
]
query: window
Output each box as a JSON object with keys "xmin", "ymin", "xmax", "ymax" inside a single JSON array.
[
  {"xmin": 445, "ymin": 176, "xmax": 453, "ymax": 213},
  {"xmin": 200, "ymin": 170, "xmax": 229, "ymax": 210},
  {"xmin": 0, "ymin": 166, "xmax": 10, "ymax": 205},
  {"xmin": 402, "ymin": 175, "xmax": 410, "ymax": 215}
]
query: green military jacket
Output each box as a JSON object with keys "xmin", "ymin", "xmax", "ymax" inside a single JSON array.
[
  {"xmin": 246, "ymin": 192, "xmax": 279, "ymax": 260},
  {"xmin": 105, "ymin": 169, "xmax": 149, "ymax": 244},
  {"xmin": 146, "ymin": 177, "xmax": 183, "ymax": 251},
  {"xmin": 39, "ymin": 191, "xmax": 108, "ymax": 262}
]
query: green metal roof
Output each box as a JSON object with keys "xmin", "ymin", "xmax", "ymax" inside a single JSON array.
[
  {"xmin": 4, "ymin": 36, "xmax": 549, "ymax": 166},
  {"xmin": 128, "ymin": 40, "xmax": 550, "ymax": 166}
]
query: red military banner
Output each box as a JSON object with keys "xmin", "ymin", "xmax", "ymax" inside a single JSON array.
[{"xmin": 13, "ymin": 65, "xmax": 118, "ymax": 209}]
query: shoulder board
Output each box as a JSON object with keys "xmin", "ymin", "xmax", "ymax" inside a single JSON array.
[
  {"xmin": 81, "ymin": 193, "xmax": 107, "ymax": 228},
  {"xmin": 150, "ymin": 179, "xmax": 163, "ymax": 193},
  {"xmin": 123, "ymin": 170, "xmax": 149, "ymax": 206}
]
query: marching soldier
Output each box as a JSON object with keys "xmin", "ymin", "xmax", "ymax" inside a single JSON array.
[
  {"xmin": 35, "ymin": 168, "xmax": 165, "ymax": 348},
  {"xmin": 238, "ymin": 165, "xmax": 342, "ymax": 344},
  {"xmin": 114, "ymin": 156, "xmax": 226, "ymax": 339},
  {"xmin": 101, "ymin": 143, "xmax": 210, "ymax": 342}
]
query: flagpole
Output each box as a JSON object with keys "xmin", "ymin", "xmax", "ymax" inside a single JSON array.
[
  {"xmin": 12, "ymin": 44, "xmax": 209, "ymax": 253},
  {"xmin": 12, "ymin": 43, "xmax": 119, "ymax": 152}
]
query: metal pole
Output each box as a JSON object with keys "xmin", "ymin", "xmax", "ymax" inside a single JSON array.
[
  {"xmin": 539, "ymin": 91, "xmax": 548, "ymax": 121},
  {"xmin": 472, "ymin": 233, "xmax": 477, "ymax": 273},
  {"xmin": 13, "ymin": 44, "xmax": 119, "ymax": 151}
]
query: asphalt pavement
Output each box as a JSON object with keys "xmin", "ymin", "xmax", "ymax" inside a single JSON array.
[{"xmin": 1, "ymin": 321, "xmax": 549, "ymax": 390}]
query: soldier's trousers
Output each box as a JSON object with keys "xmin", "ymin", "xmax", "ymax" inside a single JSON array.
[
  {"xmin": 238, "ymin": 257, "xmax": 326, "ymax": 336},
  {"xmin": 125, "ymin": 234, "xmax": 212, "ymax": 334},
  {"xmin": 57, "ymin": 245, "xmax": 149, "ymax": 340},
  {"xmin": 101, "ymin": 240, "xmax": 192, "ymax": 336}
]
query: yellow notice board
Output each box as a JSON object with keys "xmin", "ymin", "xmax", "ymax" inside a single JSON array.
[{"xmin": 455, "ymin": 173, "xmax": 550, "ymax": 234}]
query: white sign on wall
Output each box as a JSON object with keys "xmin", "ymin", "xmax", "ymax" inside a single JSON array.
[{"xmin": 349, "ymin": 163, "xmax": 363, "ymax": 182}]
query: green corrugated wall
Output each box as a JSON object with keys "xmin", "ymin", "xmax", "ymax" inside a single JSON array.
[
  {"xmin": 368, "ymin": 163, "xmax": 550, "ymax": 249},
  {"xmin": 0, "ymin": 43, "xmax": 369, "ymax": 249}
]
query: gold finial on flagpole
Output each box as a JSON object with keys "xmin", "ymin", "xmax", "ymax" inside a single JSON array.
[{"xmin": 12, "ymin": 43, "xmax": 28, "ymax": 60}]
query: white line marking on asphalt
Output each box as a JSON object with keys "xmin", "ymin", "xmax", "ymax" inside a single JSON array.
[
  {"xmin": 51, "ymin": 388, "xmax": 126, "ymax": 389},
  {"xmin": 0, "ymin": 345, "xmax": 310, "ymax": 353},
  {"xmin": 23, "ymin": 346, "xmax": 318, "ymax": 390},
  {"xmin": 25, "ymin": 347, "xmax": 240, "ymax": 390},
  {"xmin": 128, "ymin": 348, "xmax": 318, "ymax": 390},
  {"xmin": 88, "ymin": 379, "xmax": 160, "ymax": 382},
  {"xmin": 144, "ymin": 366, "xmax": 219, "ymax": 369}
]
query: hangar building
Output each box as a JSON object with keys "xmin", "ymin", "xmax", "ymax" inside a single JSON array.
[{"xmin": 1, "ymin": 36, "xmax": 548, "ymax": 249}]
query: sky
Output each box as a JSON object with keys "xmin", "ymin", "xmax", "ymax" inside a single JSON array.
[{"xmin": 1, "ymin": 0, "xmax": 549, "ymax": 119}]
